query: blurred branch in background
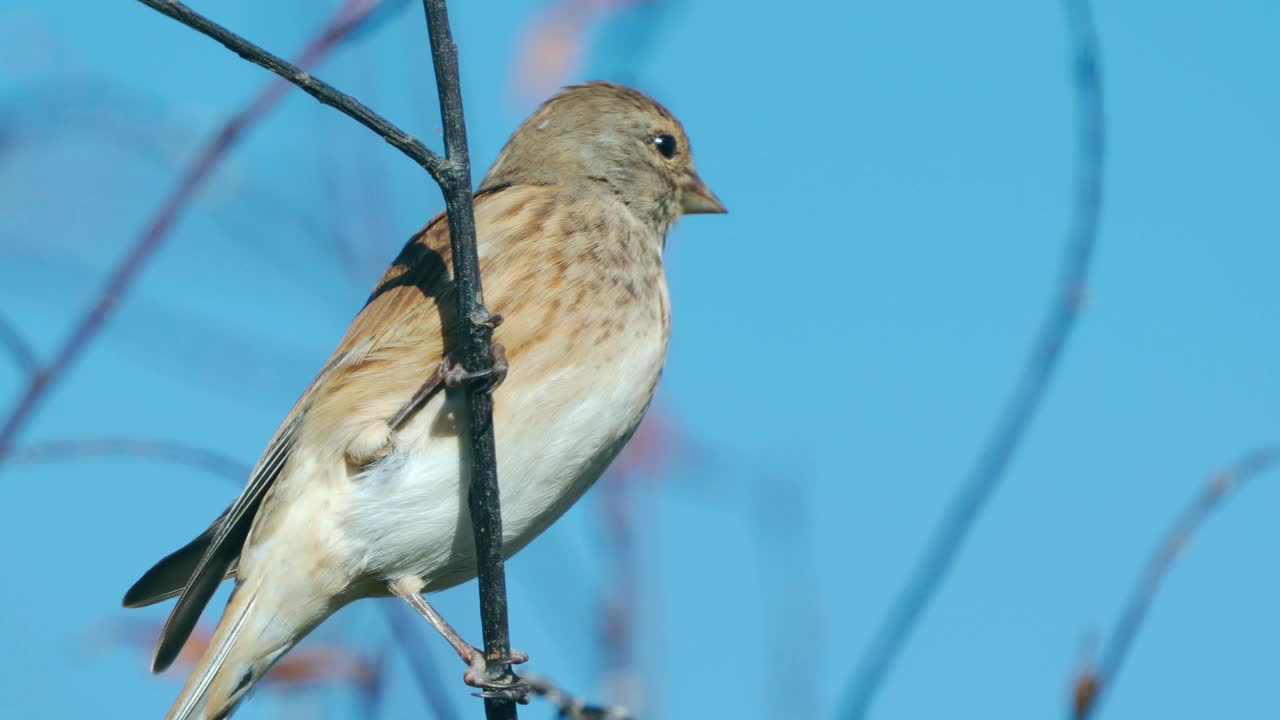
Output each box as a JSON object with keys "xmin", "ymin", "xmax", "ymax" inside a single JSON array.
[
  {"xmin": 598, "ymin": 463, "xmax": 641, "ymax": 710},
  {"xmin": 13, "ymin": 433, "xmax": 473, "ymax": 720},
  {"xmin": 753, "ymin": 469, "xmax": 821, "ymax": 720},
  {"xmin": 509, "ymin": 0, "xmax": 674, "ymax": 101},
  {"xmin": 7, "ymin": 436, "xmax": 250, "ymax": 481},
  {"xmin": 13, "ymin": 435, "xmax": 460, "ymax": 718},
  {"xmin": 0, "ymin": 83, "xmax": 344, "ymax": 277},
  {"xmin": 595, "ymin": 408, "xmax": 695, "ymax": 714},
  {"xmin": 0, "ymin": 83, "xmax": 181, "ymax": 169},
  {"xmin": 93, "ymin": 617, "xmax": 384, "ymax": 697},
  {"xmin": 587, "ymin": 0, "xmax": 677, "ymax": 87},
  {"xmin": 0, "ymin": 0, "xmax": 405, "ymax": 461},
  {"xmin": 596, "ymin": 415, "xmax": 666, "ymax": 714},
  {"xmin": 384, "ymin": 603, "xmax": 460, "ymax": 720},
  {"xmin": 1071, "ymin": 445, "xmax": 1280, "ymax": 720},
  {"xmin": 0, "ymin": 311, "xmax": 38, "ymax": 377},
  {"xmin": 843, "ymin": 0, "xmax": 1106, "ymax": 715}
]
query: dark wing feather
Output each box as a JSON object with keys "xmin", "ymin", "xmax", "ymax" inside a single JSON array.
[
  {"xmin": 148, "ymin": 415, "xmax": 302, "ymax": 673},
  {"xmin": 122, "ymin": 507, "xmax": 236, "ymax": 608}
]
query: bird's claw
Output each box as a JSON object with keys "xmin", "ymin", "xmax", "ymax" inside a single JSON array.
[
  {"xmin": 472, "ymin": 685, "xmax": 531, "ymax": 703},
  {"xmin": 443, "ymin": 343, "xmax": 508, "ymax": 394},
  {"xmin": 463, "ymin": 648, "xmax": 530, "ymax": 703}
]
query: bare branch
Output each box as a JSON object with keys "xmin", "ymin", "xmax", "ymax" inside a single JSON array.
[
  {"xmin": 0, "ymin": 311, "xmax": 38, "ymax": 378},
  {"xmin": 844, "ymin": 0, "xmax": 1106, "ymax": 714},
  {"xmin": 133, "ymin": 0, "xmax": 448, "ymax": 180},
  {"xmin": 525, "ymin": 673, "xmax": 633, "ymax": 720},
  {"xmin": 1071, "ymin": 445, "xmax": 1280, "ymax": 719},
  {"xmin": 416, "ymin": 2, "xmax": 517, "ymax": 717},
  {"xmin": 7, "ymin": 436, "xmax": 249, "ymax": 481},
  {"xmin": 0, "ymin": 0, "xmax": 398, "ymax": 461}
]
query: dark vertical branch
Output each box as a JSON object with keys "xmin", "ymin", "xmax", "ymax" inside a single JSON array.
[
  {"xmin": 417, "ymin": 3, "xmax": 517, "ymax": 719},
  {"xmin": 1071, "ymin": 445, "xmax": 1280, "ymax": 720},
  {"xmin": 843, "ymin": 0, "xmax": 1106, "ymax": 715},
  {"xmin": 0, "ymin": 0, "xmax": 401, "ymax": 461}
]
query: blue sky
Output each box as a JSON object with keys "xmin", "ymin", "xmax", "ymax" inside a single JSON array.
[{"xmin": 1, "ymin": 1, "xmax": 1278, "ymax": 719}]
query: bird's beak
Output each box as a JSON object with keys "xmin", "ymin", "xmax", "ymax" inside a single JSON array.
[{"xmin": 679, "ymin": 172, "xmax": 727, "ymax": 214}]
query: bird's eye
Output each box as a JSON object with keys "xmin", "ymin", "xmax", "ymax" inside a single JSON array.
[{"xmin": 653, "ymin": 133, "xmax": 678, "ymax": 159}]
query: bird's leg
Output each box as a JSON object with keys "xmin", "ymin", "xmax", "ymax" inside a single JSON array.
[
  {"xmin": 388, "ymin": 576, "xmax": 529, "ymax": 701},
  {"xmin": 345, "ymin": 360, "xmax": 450, "ymax": 469},
  {"xmin": 392, "ymin": 314, "xmax": 507, "ymax": 429},
  {"xmin": 388, "ymin": 361, "xmax": 451, "ymax": 432},
  {"xmin": 348, "ymin": 318, "xmax": 508, "ymax": 468}
]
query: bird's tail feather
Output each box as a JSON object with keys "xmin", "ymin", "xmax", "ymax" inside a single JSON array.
[{"xmin": 164, "ymin": 579, "xmax": 293, "ymax": 720}]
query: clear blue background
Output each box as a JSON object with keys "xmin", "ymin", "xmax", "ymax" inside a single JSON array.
[{"xmin": 1, "ymin": 1, "xmax": 1278, "ymax": 718}]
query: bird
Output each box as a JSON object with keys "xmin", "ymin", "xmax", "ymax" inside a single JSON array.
[{"xmin": 123, "ymin": 80, "xmax": 725, "ymax": 720}]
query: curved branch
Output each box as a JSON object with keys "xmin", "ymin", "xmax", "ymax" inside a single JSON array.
[
  {"xmin": 1072, "ymin": 445, "xmax": 1280, "ymax": 719},
  {"xmin": 844, "ymin": 0, "xmax": 1106, "ymax": 714}
]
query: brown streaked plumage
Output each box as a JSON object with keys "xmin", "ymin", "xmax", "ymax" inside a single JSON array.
[{"xmin": 124, "ymin": 81, "xmax": 723, "ymax": 720}]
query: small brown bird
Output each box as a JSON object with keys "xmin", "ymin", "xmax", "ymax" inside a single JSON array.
[{"xmin": 124, "ymin": 81, "xmax": 724, "ymax": 720}]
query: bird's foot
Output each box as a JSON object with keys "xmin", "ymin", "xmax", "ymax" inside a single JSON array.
[
  {"xmin": 462, "ymin": 647, "xmax": 531, "ymax": 703},
  {"xmin": 348, "ymin": 338, "xmax": 508, "ymax": 470},
  {"xmin": 443, "ymin": 341, "xmax": 508, "ymax": 394},
  {"xmin": 388, "ymin": 577, "xmax": 529, "ymax": 703}
]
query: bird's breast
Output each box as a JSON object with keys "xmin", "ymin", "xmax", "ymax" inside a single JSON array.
[{"xmin": 343, "ymin": 277, "xmax": 669, "ymax": 590}]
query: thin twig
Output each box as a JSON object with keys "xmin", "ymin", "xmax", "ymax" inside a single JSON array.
[
  {"xmin": 133, "ymin": 0, "xmax": 448, "ymax": 180},
  {"xmin": 384, "ymin": 603, "xmax": 460, "ymax": 720},
  {"xmin": 1071, "ymin": 445, "xmax": 1280, "ymax": 720},
  {"xmin": 416, "ymin": 2, "xmax": 517, "ymax": 718},
  {"xmin": 0, "ymin": 0, "xmax": 398, "ymax": 461},
  {"xmin": 7, "ymin": 436, "xmax": 250, "ymax": 481},
  {"xmin": 843, "ymin": 0, "xmax": 1106, "ymax": 715},
  {"xmin": 524, "ymin": 673, "xmax": 633, "ymax": 720},
  {"xmin": 0, "ymin": 311, "xmax": 38, "ymax": 377}
]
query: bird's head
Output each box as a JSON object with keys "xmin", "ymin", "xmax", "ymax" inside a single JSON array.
[{"xmin": 481, "ymin": 81, "xmax": 725, "ymax": 235}]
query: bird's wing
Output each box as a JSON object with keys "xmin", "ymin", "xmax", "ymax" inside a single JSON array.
[
  {"xmin": 143, "ymin": 351, "xmax": 345, "ymax": 672},
  {"xmin": 130, "ymin": 185, "xmax": 549, "ymax": 672}
]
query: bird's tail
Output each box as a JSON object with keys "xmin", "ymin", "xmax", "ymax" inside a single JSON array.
[{"xmin": 164, "ymin": 577, "xmax": 303, "ymax": 720}]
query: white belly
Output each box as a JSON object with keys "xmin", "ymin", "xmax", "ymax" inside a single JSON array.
[{"xmin": 340, "ymin": 330, "xmax": 665, "ymax": 591}]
